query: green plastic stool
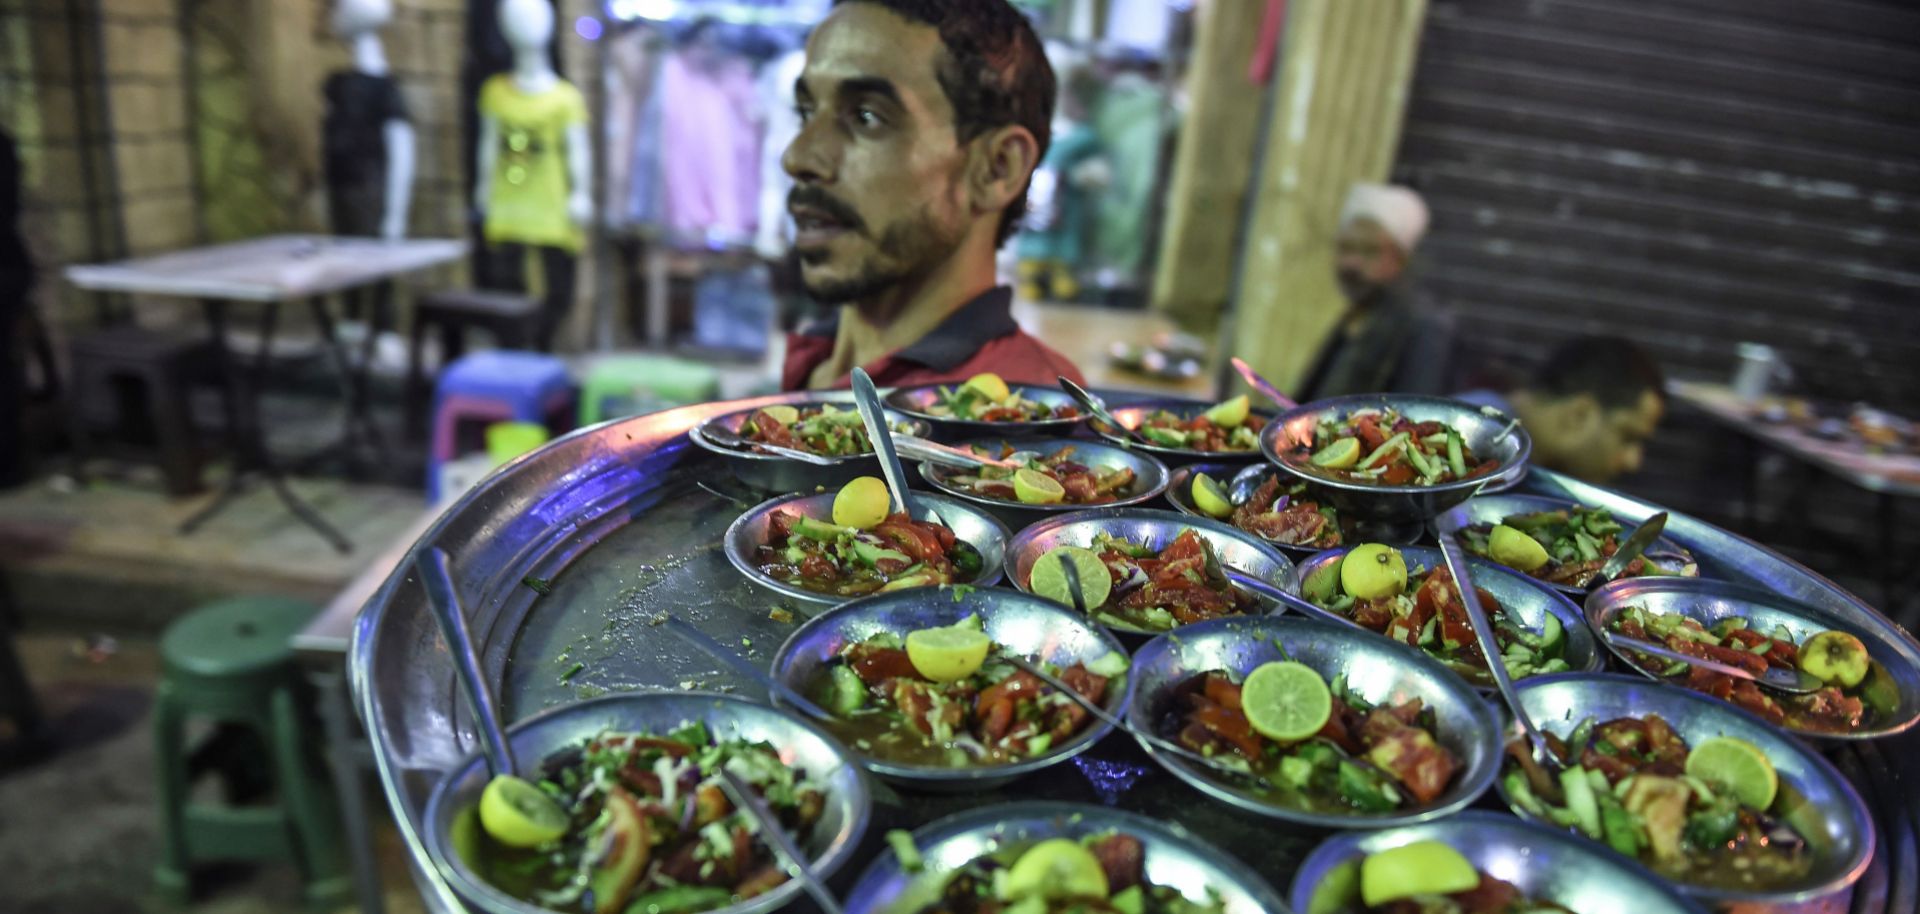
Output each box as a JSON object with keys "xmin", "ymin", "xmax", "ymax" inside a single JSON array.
[
  {"xmin": 577, "ymin": 354, "xmax": 722, "ymax": 426},
  {"xmin": 152, "ymin": 596, "xmax": 348, "ymax": 908}
]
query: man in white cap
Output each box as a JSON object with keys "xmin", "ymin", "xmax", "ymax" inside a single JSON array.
[{"xmin": 1294, "ymin": 182, "xmax": 1454, "ymax": 400}]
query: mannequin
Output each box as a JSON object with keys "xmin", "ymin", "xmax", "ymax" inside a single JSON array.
[
  {"xmin": 324, "ymin": 0, "xmax": 415, "ymax": 240},
  {"xmin": 473, "ymin": 0, "xmax": 591, "ymax": 350}
]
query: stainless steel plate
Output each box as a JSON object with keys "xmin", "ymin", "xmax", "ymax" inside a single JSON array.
[
  {"xmin": 769, "ymin": 585, "xmax": 1131, "ymax": 790},
  {"xmin": 1495, "ymin": 672, "xmax": 1874, "ymax": 911},
  {"xmin": 689, "ymin": 400, "xmax": 930, "ymax": 493},
  {"xmin": 1003, "ymin": 508, "xmax": 1301, "ymax": 636},
  {"xmin": 1585, "ymin": 577, "xmax": 1920, "ymax": 740},
  {"xmin": 1453, "ymin": 492, "xmax": 1700, "ymax": 594},
  {"xmin": 884, "ymin": 383, "xmax": 1085, "ymax": 440},
  {"xmin": 1090, "ymin": 404, "xmax": 1273, "ymax": 464},
  {"xmin": 1127, "ymin": 615, "xmax": 1501, "ymax": 828},
  {"xmin": 1289, "ymin": 810, "xmax": 1707, "ymax": 914},
  {"xmin": 1261, "ymin": 394, "xmax": 1532, "ymax": 526},
  {"xmin": 1294, "ymin": 545, "xmax": 1602, "ymax": 685},
  {"xmin": 845, "ymin": 801, "xmax": 1287, "ymax": 914},
  {"xmin": 723, "ymin": 490, "xmax": 1010, "ymax": 611},
  {"xmin": 919, "ymin": 436, "xmax": 1172, "ymax": 529},
  {"xmin": 422, "ymin": 692, "xmax": 872, "ymax": 914}
]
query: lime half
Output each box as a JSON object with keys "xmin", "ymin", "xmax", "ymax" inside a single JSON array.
[
  {"xmin": 1029, "ymin": 546, "xmax": 1112, "ymax": 612},
  {"xmin": 1360, "ymin": 841, "xmax": 1479, "ymax": 906},
  {"xmin": 478, "ymin": 774, "xmax": 569, "ymax": 848},
  {"xmin": 1003, "ymin": 838, "xmax": 1109, "ymax": 900},
  {"xmin": 1013, "ymin": 467, "xmax": 1066, "ymax": 505},
  {"xmin": 1241, "ymin": 661, "xmax": 1333, "ymax": 742},
  {"xmin": 905, "ymin": 625, "xmax": 992, "ymax": 682},
  {"xmin": 960, "ymin": 372, "xmax": 1012, "ymax": 403},
  {"xmin": 1311, "ymin": 437, "xmax": 1361, "ymax": 470},
  {"xmin": 1192, "ymin": 473, "xmax": 1234, "ymax": 519},
  {"xmin": 833, "ymin": 476, "xmax": 892, "ymax": 530},
  {"xmin": 1685, "ymin": 736, "xmax": 1779, "ymax": 810}
]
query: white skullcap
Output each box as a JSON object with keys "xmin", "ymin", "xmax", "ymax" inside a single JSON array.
[{"xmin": 1340, "ymin": 183, "xmax": 1430, "ymax": 255}]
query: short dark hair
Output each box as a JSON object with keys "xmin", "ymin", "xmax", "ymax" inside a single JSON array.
[
  {"xmin": 1531, "ymin": 336, "xmax": 1667, "ymax": 411},
  {"xmin": 835, "ymin": 0, "xmax": 1056, "ymax": 246}
]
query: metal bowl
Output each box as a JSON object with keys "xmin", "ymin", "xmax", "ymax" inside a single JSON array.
[
  {"xmin": 1128, "ymin": 615, "xmax": 1501, "ymax": 828},
  {"xmin": 422, "ymin": 692, "xmax": 872, "ymax": 914},
  {"xmin": 1289, "ymin": 810, "xmax": 1707, "ymax": 914},
  {"xmin": 1004, "ymin": 508, "xmax": 1301, "ymax": 636},
  {"xmin": 1090, "ymin": 404, "xmax": 1274, "ymax": 465},
  {"xmin": 724, "ymin": 491, "xmax": 1010, "ymax": 611},
  {"xmin": 1260, "ymin": 393, "xmax": 1532, "ymax": 527},
  {"xmin": 1294, "ymin": 545, "xmax": 1602, "ymax": 686},
  {"xmin": 689, "ymin": 400, "xmax": 932, "ymax": 494},
  {"xmin": 1585, "ymin": 577, "xmax": 1920, "ymax": 741},
  {"xmin": 845, "ymin": 801, "xmax": 1287, "ymax": 914},
  {"xmin": 1164, "ymin": 461, "xmax": 1349, "ymax": 560},
  {"xmin": 919, "ymin": 437, "xmax": 1172, "ymax": 529},
  {"xmin": 1453, "ymin": 493, "xmax": 1700, "ymax": 595},
  {"xmin": 884, "ymin": 383, "xmax": 1084, "ymax": 440},
  {"xmin": 768, "ymin": 586, "xmax": 1132, "ymax": 790},
  {"xmin": 1494, "ymin": 672, "xmax": 1875, "ymax": 912}
]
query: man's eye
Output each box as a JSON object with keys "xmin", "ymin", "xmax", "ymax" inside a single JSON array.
[
  {"xmin": 855, "ymin": 107, "xmax": 883, "ymax": 127},
  {"xmin": 795, "ymin": 104, "xmax": 815, "ymax": 123}
]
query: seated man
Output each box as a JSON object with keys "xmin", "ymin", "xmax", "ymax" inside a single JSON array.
[
  {"xmin": 1295, "ymin": 183, "xmax": 1452, "ymax": 401},
  {"xmin": 1459, "ymin": 336, "xmax": 1666, "ymax": 484},
  {"xmin": 779, "ymin": 0, "xmax": 1086, "ymax": 390}
]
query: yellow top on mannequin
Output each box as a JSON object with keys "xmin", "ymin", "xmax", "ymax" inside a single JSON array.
[{"xmin": 477, "ymin": 74, "xmax": 587, "ymax": 251}]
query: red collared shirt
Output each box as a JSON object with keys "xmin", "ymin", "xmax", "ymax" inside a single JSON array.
[{"xmin": 782, "ymin": 287, "xmax": 1087, "ymax": 391}]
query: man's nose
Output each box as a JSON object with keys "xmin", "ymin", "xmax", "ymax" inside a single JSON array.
[
  {"xmin": 783, "ymin": 117, "xmax": 837, "ymax": 184},
  {"xmin": 1621, "ymin": 444, "xmax": 1644, "ymax": 475}
]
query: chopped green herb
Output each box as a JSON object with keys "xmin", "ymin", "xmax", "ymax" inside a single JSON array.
[
  {"xmin": 521, "ymin": 575, "xmax": 554, "ymax": 596},
  {"xmin": 559, "ymin": 662, "xmax": 584, "ymax": 683}
]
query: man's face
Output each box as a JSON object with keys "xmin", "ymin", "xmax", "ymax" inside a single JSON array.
[
  {"xmin": 783, "ymin": 4, "xmax": 973, "ymax": 307},
  {"xmin": 1553, "ymin": 390, "xmax": 1664, "ymax": 483},
  {"xmin": 1334, "ymin": 217, "xmax": 1406, "ymax": 305}
]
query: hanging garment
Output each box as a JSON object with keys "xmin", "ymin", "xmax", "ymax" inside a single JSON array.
[
  {"xmin": 657, "ymin": 49, "xmax": 761, "ymax": 242},
  {"xmin": 479, "ymin": 75, "xmax": 588, "ymax": 252}
]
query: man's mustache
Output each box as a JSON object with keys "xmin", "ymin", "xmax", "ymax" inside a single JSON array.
[{"xmin": 788, "ymin": 186, "xmax": 866, "ymax": 234}]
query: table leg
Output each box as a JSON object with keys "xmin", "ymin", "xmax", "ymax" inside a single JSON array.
[
  {"xmin": 304, "ymin": 297, "xmax": 391, "ymax": 474},
  {"xmin": 179, "ymin": 300, "xmax": 354, "ymax": 553}
]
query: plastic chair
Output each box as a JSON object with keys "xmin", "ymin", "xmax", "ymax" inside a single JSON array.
[
  {"xmin": 67, "ymin": 326, "xmax": 218, "ymax": 495},
  {"xmin": 576, "ymin": 354, "xmax": 721, "ymax": 426},
  {"xmin": 152, "ymin": 596, "xmax": 347, "ymax": 908},
  {"xmin": 404, "ymin": 288, "xmax": 545, "ymax": 437},
  {"xmin": 427, "ymin": 351, "xmax": 573, "ymax": 500}
]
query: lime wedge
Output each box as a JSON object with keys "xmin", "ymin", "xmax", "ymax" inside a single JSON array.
[
  {"xmin": 959, "ymin": 372, "xmax": 1012, "ymax": 403},
  {"xmin": 1202, "ymin": 394, "xmax": 1250, "ymax": 428},
  {"xmin": 1029, "ymin": 546, "xmax": 1112, "ymax": 612},
  {"xmin": 1003, "ymin": 838, "xmax": 1109, "ymax": 900},
  {"xmin": 1685, "ymin": 736, "xmax": 1779, "ymax": 810},
  {"xmin": 1311, "ymin": 437, "xmax": 1361, "ymax": 470},
  {"xmin": 761, "ymin": 405, "xmax": 800, "ymax": 426},
  {"xmin": 905, "ymin": 625, "xmax": 993, "ymax": 682},
  {"xmin": 1488, "ymin": 524, "xmax": 1550, "ymax": 572},
  {"xmin": 833, "ymin": 476, "xmax": 892, "ymax": 529},
  {"xmin": 478, "ymin": 774, "xmax": 569, "ymax": 848},
  {"xmin": 1360, "ymin": 841, "xmax": 1479, "ymax": 906},
  {"xmin": 1013, "ymin": 467, "xmax": 1066, "ymax": 505},
  {"xmin": 1192, "ymin": 473, "xmax": 1234, "ymax": 519},
  {"xmin": 1240, "ymin": 660, "xmax": 1333, "ymax": 742}
]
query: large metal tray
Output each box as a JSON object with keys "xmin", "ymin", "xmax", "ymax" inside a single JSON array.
[{"xmin": 350, "ymin": 395, "xmax": 1920, "ymax": 914}]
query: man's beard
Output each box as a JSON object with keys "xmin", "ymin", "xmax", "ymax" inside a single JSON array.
[
  {"xmin": 801, "ymin": 203, "xmax": 964, "ymax": 314},
  {"xmin": 1337, "ymin": 270, "xmax": 1387, "ymax": 307}
]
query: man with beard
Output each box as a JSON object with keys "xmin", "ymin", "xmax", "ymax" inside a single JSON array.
[
  {"xmin": 1294, "ymin": 183, "xmax": 1453, "ymax": 401},
  {"xmin": 779, "ymin": 0, "xmax": 1086, "ymax": 390}
]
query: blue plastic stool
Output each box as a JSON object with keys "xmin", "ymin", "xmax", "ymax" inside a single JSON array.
[{"xmin": 428, "ymin": 350, "xmax": 574, "ymax": 500}]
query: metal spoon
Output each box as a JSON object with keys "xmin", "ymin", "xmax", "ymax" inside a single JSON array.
[
  {"xmin": 1058, "ymin": 375, "xmax": 1151, "ymax": 446},
  {"xmin": 654, "ymin": 614, "xmax": 838, "ymax": 721},
  {"xmin": 1050, "ymin": 561, "xmax": 1268, "ymax": 788},
  {"xmin": 715, "ymin": 767, "xmax": 846, "ymax": 914},
  {"xmin": 1219, "ymin": 567, "xmax": 1368, "ymax": 632},
  {"xmin": 850, "ymin": 368, "xmax": 919, "ymax": 517},
  {"xmin": 1583, "ymin": 512, "xmax": 1668, "ymax": 590},
  {"xmin": 1230, "ymin": 357, "xmax": 1298, "ymax": 410},
  {"xmin": 700, "ymin": 422, "xmax": 841, "ymax": 466},
  {"xmin": 1602, "ymin": 630, "xmax": 1823, "ymax": 695},
  {"xmin": 893, "ymin": 434, "xmax": 1020, "ymax": 470},
  {"xmin": 1434, "ymin": 532, "xmax": 1563, "ymax": 772},
  {"xmin": 416, "ymin": 547, "xmax": 515, "ymax": 777}
]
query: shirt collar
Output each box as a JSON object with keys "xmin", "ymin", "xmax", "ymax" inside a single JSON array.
[{"xmin": 795, "ymin": 286, "xmax": 1020, "ymax": 371}]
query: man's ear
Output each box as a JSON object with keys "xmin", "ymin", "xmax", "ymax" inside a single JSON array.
[{"xmin": 967, "ymin": 124, "xmax": 1041, "ymax": 219}]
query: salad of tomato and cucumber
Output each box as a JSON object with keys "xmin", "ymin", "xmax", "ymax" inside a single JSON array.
[
  {"xmin": 754, "ymin": 478, "xmax": 985, "ymax": 598},
  {"xmin": 1297, "ymin": 407, "xmax": 1497, "ymax": 486}
]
